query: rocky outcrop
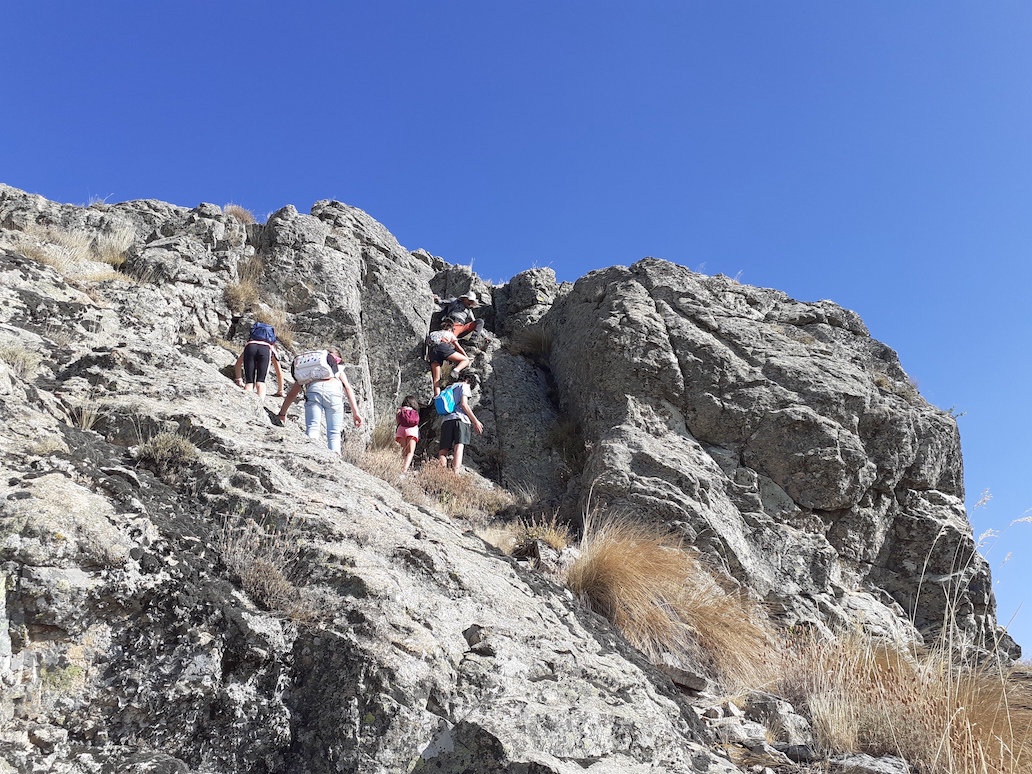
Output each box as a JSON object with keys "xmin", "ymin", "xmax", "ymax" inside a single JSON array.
[
  {"xmin": 0, "ymin": 183, "xmax": 1012, "ymax": 772},
  {"xmin": 521, "ymin": 259, "xmax": 1009, "ymax": 655}
]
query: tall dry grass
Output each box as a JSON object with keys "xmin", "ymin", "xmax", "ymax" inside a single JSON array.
[
  {"xmin": 18, "ymin": 224, "xmax": 134, "ymax": 274},
  {"xmin": 565, "ymin": 514, "xmax": 774, "ymax": 689},
  {"xmin": 776, "ymin": 629, "xmax": 1032, "ymax": 773}
]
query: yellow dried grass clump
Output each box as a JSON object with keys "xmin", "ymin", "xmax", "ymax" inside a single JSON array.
[
  {"xmin": 0, "ymin": 345, "xmax": 42, "ymax": 379},
  {"xmin": 565, "ymin": 514, "xmax": 774, "ymax": 689},
  {"xmin": 254, "ymin": 307, "xmax": 295, "ymax": 349},
  {"xmin": 224, "ymin": 203, "xmax": 257, "ymax": 224},
  {"xmin": 514, "ymin": 513, "xmax": 572, "ymax": 553},
  {"xmin": 776, "ymin": 629, "xmax": 1032, "ymax": 773},
  {"xmin": 18, "ymin": 223, "xmax": 134, "ymax": 274}
]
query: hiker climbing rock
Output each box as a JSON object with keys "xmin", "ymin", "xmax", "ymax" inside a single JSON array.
[
  {"xmin": 436, "ymin": 370, "xmax": 483, "ymax": 474},
  {"xmin": 234, "ymin": 321, "xmax": 285, "ymax": 399},
  {"xmin": 426, "ymin": 319, "xmax": 470, "ymax": 396},
  {"xmin": 276, "ymin": 346, "xmax": 362, "ymax": 454},
  {"xmin": 433, "ymin": 291, "xmax": 488, "ymax": 346}
]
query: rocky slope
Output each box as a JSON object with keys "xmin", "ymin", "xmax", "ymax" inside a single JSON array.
[{"xmin": 0, "ymin": 184, "xmax": 1012, "ymax": 773}]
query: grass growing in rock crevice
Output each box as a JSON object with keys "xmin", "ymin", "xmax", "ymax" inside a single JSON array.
[
  {"xmin": 565, "ymin": 514, "xmax": 775, "ymax": 691},
  {"xmin": 215, "ymin": 516, "xmax": 319, "ymax": 623},
  {"xmin": 135, "ymin": 431, "xmax": 198, "ymax": 484}
]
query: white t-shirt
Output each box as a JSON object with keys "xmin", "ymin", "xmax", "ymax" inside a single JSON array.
[{"xmin": 441, "ymin": 382, "xmax": 471, "ymax": 423}]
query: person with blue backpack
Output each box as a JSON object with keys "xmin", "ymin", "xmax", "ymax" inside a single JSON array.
[
  {"xmin": 234, "ymin": 321, "xmax": 284, "ymax": 399},
  {"xmin": 436, "ymin": 370, "xmax": 483, "ymax": 474}
]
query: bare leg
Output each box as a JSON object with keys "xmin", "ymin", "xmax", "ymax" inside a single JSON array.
[
  {"xmin": 430, "ymin": 363, "xmax": 442, "ymax": 395},
  {"xmin": 400, "ymin": 437, "xmax": 416, "ymax": 472},
  {"xmin": 255, "ymin": 382, "xmax": 267, "ymax": 398},
  {"xmin": 438, "ymin": 449, "xmax": 450, "ymax": 467},
  {"xmin": 451, "ymin": 442, "xmax": 464, "ymax": 473},
  {"xmin": 448, "ymin": 353, "xmax": 469, "ymax": 375}
]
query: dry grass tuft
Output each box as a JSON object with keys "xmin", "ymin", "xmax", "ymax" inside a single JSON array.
[
  {"xmin": 565, "ymin": 514, "xmax": 774, "ymax": 689},
  {"xmin": 342, "ymin": 444, "xmax": 405, "ymax": 482},
  {"xmin": 405, "ymin": 463, "xmax": 515, "ymax": 519},
  {"xmin": 549, "ymin": 418, "xmax": 588, "ymax": 476},
  {"xmin": 254, "ymin": 307, "xmax": 295, "ymax": 348},
  {"xmin": 370, "ymin": 411, "xmax": 403, "ymax": 451},
  {"xmin": 215, "ymin": 516, "xmax": 318, "ymax": 622},
  {"xmin": 94, "ymin": 224, "xmax": 135, "ymax": 266},
  {"xmin": 341, "ymin": 436, "xmax": 515, "ymax": 519},
  {"xmin": 476, "ymin": 521, "xmax": 521, "ymax": 554},
  {"xmin": 69, "ymin": 396, "xmax": 105, "ymax": 430},
  {"xmin": 0, "ymin": 345, "xmax": 42, "ymax": 379},
  {"xmin": 136, "ymin": 431, "xmax": 198, "ymax": 483},
  {"xmin": 776, "ymin": 630, "xmax": 1032, "ymax": 773},
  {"xmin": 514, "ymin": 513, "xmax": 572, "ymax": 553},
  {"xmin": 224, "ymin": 255, "xmax": 266, "ymax": 314},
  {"xmin": 17, "ymin": 224, "xmax": 134, "ymax": 273},
  {"xmin": 27, "ymin": 437, "xmax": 68, "ymax": 456},
  {"xmin": 225, "ymin": 280, "xmax": 261, "ymax": 314},
  {"xmin": 224, "ymin": 204, "xmax": 257, "ymax": 224},
  {"xmin": 510, "ymin": 327, "xmax": 553, "ymax": 359}
]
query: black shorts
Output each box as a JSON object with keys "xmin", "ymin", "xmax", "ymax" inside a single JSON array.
[
  {"xmin": 439, "ymin": 418, "xmax": 471, "ymax": 450},
  {"xmin": 243, "ymin": 342, "xmax": 272, "ymax": 384},
  {"xmin": 429, "ymin": 343, "xmax": 457, "ymax": 365}
]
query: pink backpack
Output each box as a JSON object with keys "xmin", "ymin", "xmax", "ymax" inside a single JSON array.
[{"xmin": 398, "ymin": 406, "xmax": 419, "ymax": 428}]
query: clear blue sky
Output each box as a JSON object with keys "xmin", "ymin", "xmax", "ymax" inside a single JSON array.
[{"xmin": 5, "ymin": 2, "xmax": 1031, "ymax": 652}]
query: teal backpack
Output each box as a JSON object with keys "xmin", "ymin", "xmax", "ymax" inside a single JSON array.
[{"xmin": 433, "ymin": 384, "xmax": 462, "ymax": 415}]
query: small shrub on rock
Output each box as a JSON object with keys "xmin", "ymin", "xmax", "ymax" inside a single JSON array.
[
  {"xmin": 0, "ymin": 345, "xmax": 42, "ymax": 379},
  {"xmin": 215, "ymin": 516, "xmax": 317, "ymax": 622},
  {"xmin": 136, "ymin": 431, "xmax": 198, "ymax": 483}
]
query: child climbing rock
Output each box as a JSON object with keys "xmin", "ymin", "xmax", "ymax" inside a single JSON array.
[
  {"xmin": 395, "ymin": 395, "xmax": 420, "ymax": 473},
  {"xmin": 426, "ymin": 320, "xmax": 470, "ymax": 395},
  {"xmin": 437, "ymin": 370, "xmax": 483, "ymax": 474}
]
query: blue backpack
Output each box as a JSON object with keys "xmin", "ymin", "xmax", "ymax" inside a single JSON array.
[
  {"xmin": 249, "ymin": 322, "xmax": 276, "ymax": 344},
  {"xmin": 433, "ymin": 384, "xmax": 462, "ymax": 415}
]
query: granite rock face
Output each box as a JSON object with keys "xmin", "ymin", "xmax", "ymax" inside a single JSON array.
[
  {"xmin": 530, "ymin": 259, "xmax": 1008, "ymax": 653},
  {"xmin": 0, "ymin": 183, "xmax": 1012, "ymax": 773}
]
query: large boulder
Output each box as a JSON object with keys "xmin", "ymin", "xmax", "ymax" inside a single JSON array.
[{"xmin": 532, "ymin": 258, "xmax": 1010, "ymax": 654}]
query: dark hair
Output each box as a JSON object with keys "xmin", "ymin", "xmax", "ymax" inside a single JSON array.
[
  {"xmin": 440, "ymin": 319, "xmax": 455, "ymax": 329},
  {"xmin": 401, "ymin": 394, "xmax": 419, "ymax": 410},
  {"xmin": 457, "ymin": 370, "xmax": 479, "ymax": 388}
]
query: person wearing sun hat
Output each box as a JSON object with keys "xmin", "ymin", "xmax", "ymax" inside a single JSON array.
[{"xmin": 433, "ymin": 290, "xmax": 487, "ymax": 344}]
